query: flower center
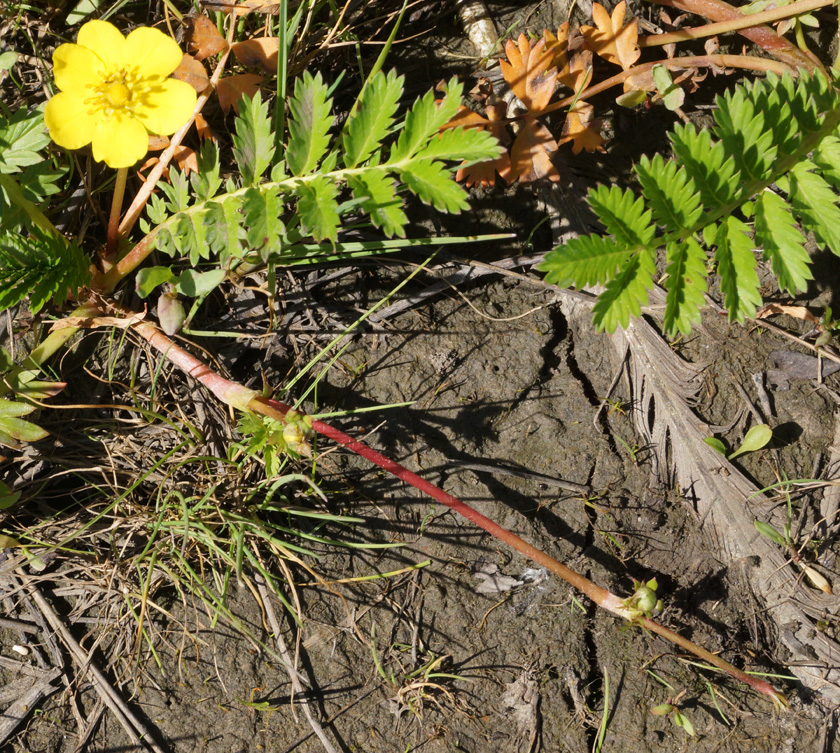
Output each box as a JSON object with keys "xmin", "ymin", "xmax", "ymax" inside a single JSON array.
[{"xmin": 105, "ymin": 82, "xmax": 131, "ymax": 107}]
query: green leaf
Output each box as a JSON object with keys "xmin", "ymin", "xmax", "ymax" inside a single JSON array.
[
  {"xmin": 754, "ymin": 519, "xmax": 787, "ymax": 546},
  {"xmin": 287, "ymin": 71, "xmax": 334, "ymax": 177},
  {"xmin": 0, "ymin": 106, "xmax": 50, "ymax": 174},
  {"xmin": 347, "ymin": 172, "xmax": 407, "ymax": 238},
  {"xmin": 342, "ymin": 69, "xmax": 404, "ymax": 168},
  {"xmin": 0, "ymin": 399, "xmax": 47, "ymax": 449},
  {"xmin": 714, "ymin": 216, "xmax": 761, "ymax": 322},
  {"xmin": 651, "ymin": 65, "xmax": 684, "ymax": 111},
  {"xmin": 729, "ymin": 423, "xmax": 772, "ymax": 459},
  {"xmin": 592, "ymin": 249, "xmax": 657, "ymax": 332},
  {"xmin": 636, "ymin": 154, "xmax": 702, "ymax": 233},
  {"xmin": 0, "ymin": 52, "xmax": 18, "ymax": 73},
  {"xmin": 206, "ymin": 196, "xmax": 247, "ymax": 262},
  {"xmin": 389, "ymin": 77, "xmax": 463, "ymax": 163},
  {"xmin": 754, "ymin": 190, "xmax": 811, "ymax": 294},
  {"xmin": 703, "ymin": 436, "xmax": 727, "ymax": 455},
  {"xmin": 586, "ymin": 185, "xmax": 655, "ymax": 248},
  {"xmin": 135, "ymin": 266, "xmax": 175, "ymax": 298},
  {"xmin": 243, "ymin": 185, "xmax": 286, "ymax": 259},
  {"xmin": 398, "ymin": 159, "xmax": 469, "ymax": 213},
  {"xmin": 414, "ymin": 126, "xmax": 504, "ymax": 164},
  {"xmin": 232, "ymin": 91, "xmax": 275, "ymax": 186},
  {"xmin": 663, "ymin": 238, "xmax": 707, "ymax": 335},
  {"xmin": 788, "ymin": 161, "xmax": 840, "ymax": 256},
  {"xmin": 0, "ymin": 228, "xmax": 90, "ymax": 313},
  {"xmin": 0, "ymin": 479, "xmax": 20, "ymax": 510},
  {"xmin": 714, "ymin": 87, "xmax": 776, "ymax": 183},
  {"xmin": 175, "ymin": 269, "xmax": 227, "ymax": 298},
  {"xmin": 669, "ymin": 124, "xmax": 738, "ymax": 209},
  {"xmin": 811, "ymin": 134, "xmax": 840, "ymax": 190},
  {"xmin": 295, "ymin": 176, "xmax": 339, "ymax": 242},
  {"xmin": 190, "ymin": 141, "xmax": 223, "ymax": 201},
  {"xmin": 539, "ymin": 235, "xmax": 631, "ymax": 288}
]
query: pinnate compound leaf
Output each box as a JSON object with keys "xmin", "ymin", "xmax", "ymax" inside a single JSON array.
[
  {"xmin": 342, "ymin": 69, "xmax": 404, "ymax": 168},
  {"xmin": 812, "ymin": 134, "xmax": 840, "ymax": 189},
  {"xmin": 715, "ymin": 216, "xmax": 762, "ymax": 322},
  {"xmin": 295, "ymin": 176, "xmax": 339, "ymax": 241},
  {"xmin": 498, "ymin": 33, "xmax": 557, "ymax": 113},
  {"xmin": 592, "ymin": 248, "xmax": 657, "ymax": 332},
  {"xmin": 287, "ymin": 71, "xmax": 334, "ymax": 177},
  {"xmin": 399, "ymin": 160, "xmax": 469, "ymax": 213},
  {"xmin": 0, "ymin": 229, "xmax": 90, "ymax": 313},
  {"xmin": 416, "ymin": 126, "xmax": 503, "ymax": 164},
  {"xmin": 347, "ymin": 172, "xmax": 407, "ymax": 238},
  {"xmin": 539, "ymin": 235, "xmax": 631, "ymax": 288},
  {"xmin": 232, "ymin": 91, "xmax": 274, "ymax": 185},
  {"xmin": 714, "ymin": 88, "xmax": 776, "ymax": 182},
  {"xmin": 663, "ymin": 238, "xmax": 707, "ymax": 335},
  {"xmin": 580, "ymin": 1, "xmax": 640, "ymax": 70},
  {"xmin": 669, "ymin": 124, "xmax": 738, "ymax": 210},
  {"xmin": 587, "ymin": 184, "xmax": 655, "ymax": 248},
  {"xmin": 390, "ymin": 77, "xmax": 463, "ymax": 163},
  {"xmin": 754, "ymin": 190, "xmax": 811, "ymax": 294},
  {"xmin": 636, "ymin": 154, "xmax": 702, "ymax": 233},
  {"xmin": 788, "ymin": 161, "xmax": 840, "ymax": 256}
]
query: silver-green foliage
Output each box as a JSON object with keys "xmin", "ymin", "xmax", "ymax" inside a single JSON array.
[
  {"xmin": 142, "ymin": 70, "xmax": 503, "ymax": 264},
  {"xmin": 539, "ymin": 71, "xmax": 840, "ymax": 335}
]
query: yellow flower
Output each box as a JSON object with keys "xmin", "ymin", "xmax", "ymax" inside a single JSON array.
[{"xmin": 44, "ymin": 20, "xmax": 197, "ymax": 169}]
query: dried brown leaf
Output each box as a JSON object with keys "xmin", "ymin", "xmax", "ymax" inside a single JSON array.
[
  {"xmin": 217, "ymin": 73, "xmax": 263, "ymax": 114},
  {"xmin": 184, "ymin": 14, "xmax": 229, "ymax": 61},
  {"xmin": 558, "ymin": 49, "xmax": 593, "ymax": 94},
  {"xmin": 231, "ymin": 37, "xmax": 279, "ymax": 74},
  {"xmin": 449, "ymin": 104, "xmax": 511, "ymax": 187},
  {"xmin": 499, "ymin": 33, "xmax": 557, "ymax": 113},
  {"xmin": 580, "ymin": 1, "xmax": 640, "ymax": 70},
  {"xmin": 558, "ymin": 100, "xmax": 605, "ymax": 154},
  {"xmin": 510, "ymin": 116, "xmax": 560, "ymax": 183},
  {"xmin": 172, "ymin": 53, "xmax": 211, "ymax": 94}
]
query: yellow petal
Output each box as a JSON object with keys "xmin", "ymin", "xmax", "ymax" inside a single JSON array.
[
  {"xmin": 53, "ymin": 43, "xmax": 103, "ymax": 98},
  {"xmin": 77, "ymin": 20, "xmax": 127, "ymax": 72},
  {"xmin": 125, "ymin": 27, "xmax": 185, "ymax": 79},
  {"xmin": 135, "ymin": 78, "xmax": 197, "ymax": 135},
  {"xmin": 91, "ymin": 114, "xmax": 148, "ymax": 168},
  {"xmin": 44, "ymin": 92, "xmax": 97, "ymax": 150}
]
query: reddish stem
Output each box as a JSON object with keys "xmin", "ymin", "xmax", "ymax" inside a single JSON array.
[
  {"xmin": 648, "ymin": 0, "xmax": 824, "ymax": 73},
  {"xmin": 119, "ymin": 311, "xmax": 786, "ymax": 708}
]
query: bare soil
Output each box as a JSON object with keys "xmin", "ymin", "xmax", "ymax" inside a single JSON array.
[{"xmin": 3, "ymin": 1, "xmax": 840, "ymax": 752}]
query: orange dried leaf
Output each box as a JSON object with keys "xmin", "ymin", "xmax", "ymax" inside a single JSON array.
[
  {"xmin": 147, "ymin": 135, "xmax": 170, "ymax": 152},
  {"xmin": 558, "ymin": 101, "xmax": 605, "ymax": 154},
  {"xmin": 195, "ymin": 112, "xmax": 216, "ymax": 141},
  {"xmin": 231, "ymin": 37, "xmax": 279, "ymax": 74},
  {"xmin": 499, "ymin": 33, "xmax": 557, "ymax": 113},
  {"xmin": 172, "ymin": 54, "xmax": 211, "ymax": 94},
  {"xmin": 580, "ymin": 1, "xmax": 640, "ymax": 70},
  {"xmin": 172, "ymin": 145, "xmax": 199, "ymax": 175},
  {"xmin": 217, "ymin": 73, "xmax": 263, "ymax": 114},
  {"xmin": 544, "ymin": 23, "xmax": 570, "ymax": 75},
  {"xmin": 185, "ymin": 14, "xmax": 229, "ymax": 61},
  {"xmin": 558, "ymin": 49, "xmax": 593, "ymax": 94},
  {"xmin": 510, "ymin": 116, "xmax": 561, "ymax": 183},
  {"xmin": 450, "ymin": 103, "xmax": 512, "ymax": 187}
]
